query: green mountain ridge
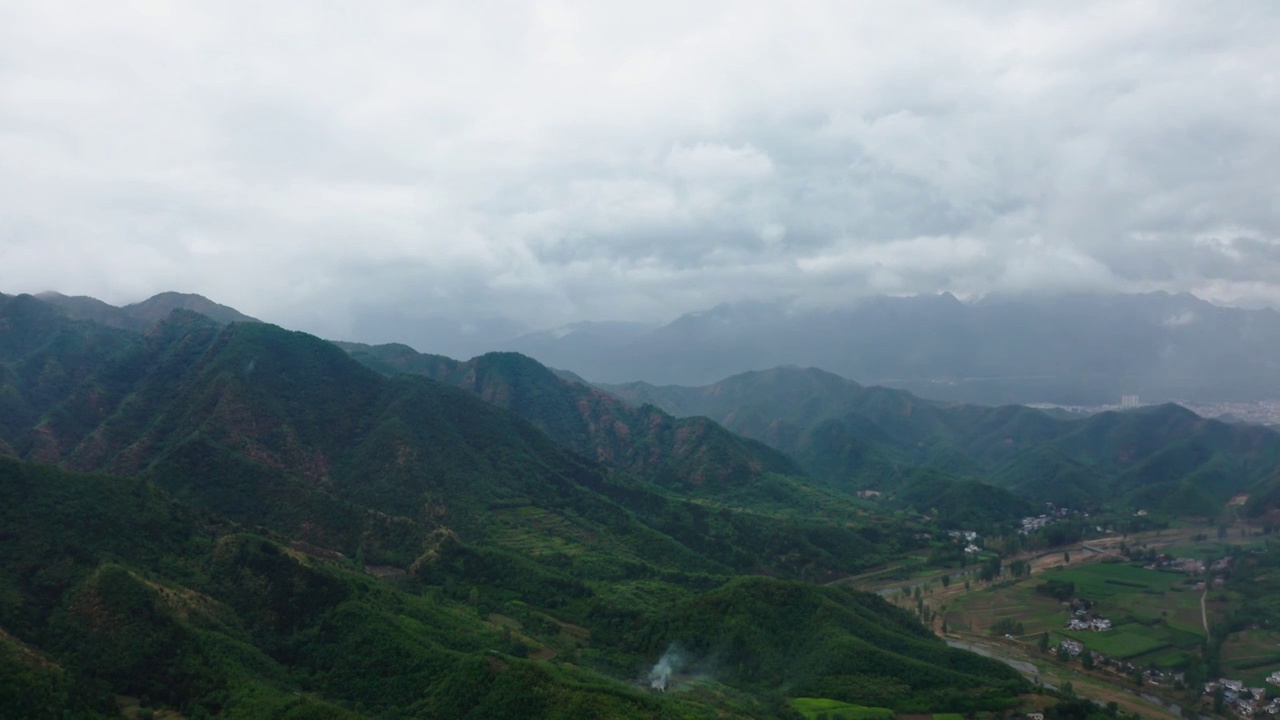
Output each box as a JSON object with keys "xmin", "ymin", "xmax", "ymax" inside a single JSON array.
[
  {"xmin": 0, "ymin": 291, "xmax": 1030, "ymax": 718},
  {"xmin": 338, "ymin": 342, "xmax": 802, "ymax": 490},
  {"xmin": 602, "ymin": 366, "xmax": 1280, "ymax": 516},
  {"xmin": 35, "ymin": 290, "xmax": 261, "ymax": 331}
]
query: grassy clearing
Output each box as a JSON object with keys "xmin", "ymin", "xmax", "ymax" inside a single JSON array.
[{"xmin": 790, "ymin": 697, "xmax": 895, "ymax": 720}]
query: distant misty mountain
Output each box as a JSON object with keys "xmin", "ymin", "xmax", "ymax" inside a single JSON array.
[
  {"xmin": 504, "ymin": 292, "xmax": 1280, "ymax": 405},
  {"xmin": 344, "ymin": 307, "xmax": 527, "ymax": 361},
  {"xmin": 36, "ymin": 290, "xmax": 259, "ymax": 331}
]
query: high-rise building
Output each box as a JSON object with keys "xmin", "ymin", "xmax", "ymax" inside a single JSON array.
[{"xmin": 1120, "ymin": 394, "xmax": 1140, "ymax": 409}]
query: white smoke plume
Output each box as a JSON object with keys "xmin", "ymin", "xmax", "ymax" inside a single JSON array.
[{"xmin": 647, "ymin": 644, "xmax": 687, "ymax": 692}]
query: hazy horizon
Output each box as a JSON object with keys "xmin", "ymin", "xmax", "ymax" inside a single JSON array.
[
  {"xmin": 25, "ymin": 285, "xmax": 1280, "ymax": 342},
  {"xmin": 3, "ymin": 2, "xmax": 1280, "ymax": 345}
]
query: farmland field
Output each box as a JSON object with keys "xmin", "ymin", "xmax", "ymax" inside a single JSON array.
[
  {"xmin": 944, "ymin": 560, "xmax": 1209, "ymax": 668},
  {"xmin": 1058, "ymin": 625, "xmax": 1171, "ymax": 659},
  {"xmin": 1163, "ymin": 542, "xmax": 1233, "ymax": 560},
  {"xmin": 945, "ymin": 584, "xmax": 1067, "ymax": 636},
  {"xmin": 1221, "ymin": 630, "xmax": 1280, "ymax": 687},
  {"xmin": 790, "ymin": 698, "xmax": 894, "ymax": 720},
  {"xmin": 1046, "ymin": 562, "xmax": 1183, "ymax": 598}
]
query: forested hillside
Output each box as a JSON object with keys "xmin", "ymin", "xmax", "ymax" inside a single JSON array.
[
  {"xmin": 604, "ymin": 366, "xmax": 1280, "ymax": 516},
  {"xmin": 0, "ymin": 292, "xmax": 1035, "ymax": 718},
  {"xmin": 338, "ymin": 342, "xmax": 802, "ymax": 488}
]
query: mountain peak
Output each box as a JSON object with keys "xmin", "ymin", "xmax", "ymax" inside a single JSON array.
[
  {"xmin": 35, "ymin": 290, "xmax": 258, "ymax": 332},
  {"xmin": 122, "ymin": 292, "xmax": 259, "ymax": 325}
]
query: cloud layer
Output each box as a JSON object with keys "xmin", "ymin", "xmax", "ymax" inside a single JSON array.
[{"xmin": 2, "ymin": 1, "xmax": 1279, "ymax": 342}]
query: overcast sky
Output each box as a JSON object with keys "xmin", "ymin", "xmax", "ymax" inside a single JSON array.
[{"xmin": 2, "ymin": 1, "xmax": 1279, "ymax": 342}]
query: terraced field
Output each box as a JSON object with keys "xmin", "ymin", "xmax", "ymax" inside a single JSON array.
[{"xmin": 491, "ymin": 505, "xmax": 595, "ymax": 557}]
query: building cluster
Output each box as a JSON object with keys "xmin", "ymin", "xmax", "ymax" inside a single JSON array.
[
  {"xmin": 1065, "ymin": 616, "xmax": 1112, "ymax": 631},
  {"xmin": 1056, "ymin": 638, "xmax": 1084, "ymax": 657},
  {"xmin": 1164, "ymin": 556, "xmax": 1207, "ymax": 574},
  {"xmin": 1020, "ymin": 515, "xmax": 1054, "ymax": 533},
  {"xmin": 1191, "ymin": 577, "xmax": 1228, "ymax": 591},
  {"xmin": 1062, "ymin": 599, "xmax": 1111, "ymax": 632},
  {"xmin": 948, "ymin": 529, "xmax": 982, "ymax": 554},
  {"xmin": 1028, "ymin": 399, "xmax": 1280, "ymax": 426},
  {"xmin": 1054, "ymin": 638, "xmax": 1186, "ymax": 689},
  {"xmin": 1203, "ymin": 678, "xmax": 1277, "ymax": 716},
  {"xmin": 1140, "ymin": 667, "xmax": 1185, "ymax": 688},
  {"xmin": 1019, "ymin": 505, "xmax": 1084, "ymax": 535},
  {"xmin": 1180, "ymin": 399, "xmax": 1280, "ymax": 427},
  {"xmin": 1148, "ymin": 555, "xmax": 1231, "ymax": 591}
]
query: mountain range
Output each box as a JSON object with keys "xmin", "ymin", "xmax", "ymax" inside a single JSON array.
[
  {"xmin": 35, "ymin": 290, "xmax": 260, "ymax": 332},
  {"xmin": 7, "ymin": 287, "xmax": 1280, "ymax": 718},
  {"xmin": 602, "ymin": 366, "xmax": 1280, "ymax": 517},
  {"xmin": 331, "ymin": 333, "xmax": 1280, "ymax": 521},
  {"xmin": 2, "ymin": 289, "xmax": 1035, "ymax": 718},
  {"xmin": 502, "ymin": 292, "xmax": 1280, "ymax": 405}
]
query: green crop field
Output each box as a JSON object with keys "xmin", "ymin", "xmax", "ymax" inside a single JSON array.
[
  {"xmin": 946, "ymin": 585, "xmax": 1067, "ymax": 636},
  {"xmin": 1163, "ymin": 543, "xmax": 1231, "ymax": 560},
  {"xmin": 790, "ymin": 698, "xmax": 895, "ymax": 720},
  {"xmin": 1130, "ymin": 647, "xmax": 1191, "ymax": 670},
  {"xmin": 946, "ymin": 559, "xmax": 1213, "ymax": 672},
  {"xmin": 1047, "ymin": 563, "xmax": 1182, "ymax": 599},
  {"xmin": 1221, "ymin": 630, "xmax": 1280, "ymax": 686},
  {"xmin": 1057, "ymin": 626, "xmax": 1170, "ymax": 659}
]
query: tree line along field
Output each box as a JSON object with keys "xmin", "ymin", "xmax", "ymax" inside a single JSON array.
[{"xmin": 943, "ymin": 561, "xmax": 1209, "ymax": 667}]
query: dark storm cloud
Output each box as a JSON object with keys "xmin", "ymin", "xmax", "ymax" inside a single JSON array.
[{"xmin": 1, "ymin": 1, "xmax": 1278, "ymax": 341}]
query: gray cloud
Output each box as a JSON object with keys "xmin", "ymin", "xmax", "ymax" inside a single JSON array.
[{"xmin": 1, "ymin": 1, "xmax": 1279, "ymax": 346}]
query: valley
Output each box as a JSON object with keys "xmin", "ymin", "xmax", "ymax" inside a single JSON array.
[
  {"xmin": 841, "ymin": 522, "xmax": 1280, "ymax": 720},
  {"xmin": 7, "ymin": 1, "xmax": 1278, "ymax": 716},
  {"xmin": 4, "ymin": 290, "xmax": 1280, "ymax": 719}
]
